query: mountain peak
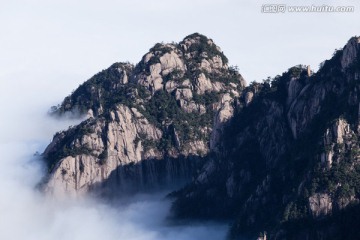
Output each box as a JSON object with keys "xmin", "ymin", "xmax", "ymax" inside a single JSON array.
[
  {"xmin": 52, "ymin": 34, "xmax": 245, "ymax": 119},
  {"xmin": 43, "ymin": 34, "xmax": 360, "ymax": 239},
  {"xmin": 44, "ymin": 34, "xmax": 245, "ymax": 196},
  {"xmin": 181, "ymin": 32, "xmax": 217, "ymax": 50},
  {"xmin": 133, "ymin": 34, "xmax": 243, "ymax": 96},
  {"xmin": 341, "ymin": 36, "xmax": 360, "ymax": 69},
  {"xmin": 180, "ymin": 32, "xmax": 228, "ymax": 65}
]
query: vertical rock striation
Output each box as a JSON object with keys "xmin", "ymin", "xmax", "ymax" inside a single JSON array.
[
  {"xmin": 171, "ymin": 36, "xmax": 360, "ymax": 239},
  {"xmin": 43, "ymin": 33, "xmax": 245, "ymax": 198}
]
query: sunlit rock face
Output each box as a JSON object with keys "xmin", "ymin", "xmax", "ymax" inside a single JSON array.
[
  {"xmin": 44, "ymin": 33, "xmax": 246, "ymax": 198},
  {"xmin": 45, "ymin": 34, "xmax": 360, "ymax": 240}
]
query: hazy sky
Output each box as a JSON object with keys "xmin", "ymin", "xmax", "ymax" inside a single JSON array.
[
  {"xmin": 0, "ymin": 1, "xmax": 359, "ymax": 239},
  {"xmin": 1, "ymin": 0, "xmax": 360, "ymax": 105}
]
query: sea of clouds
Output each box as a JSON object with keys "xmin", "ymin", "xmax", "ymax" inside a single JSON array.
[{"xmin": 0, "ymin": 73, "xmax": 227, "ymax": 240}]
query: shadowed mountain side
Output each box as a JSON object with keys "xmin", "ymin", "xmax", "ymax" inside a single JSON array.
[
  {"xmin": 93, "ymin": 155, "xmax": 207, "ymax": 198},
  {"xmin": 43, "ymin": 33, "xmax": 245, "ymax": 198},
  {"xmin": 42, "ymin": 34, "xmax": 360, "ymax": 239},
  {"xmin": 171, "ymin": 36, "xmax": 360, "ymax": 239}
]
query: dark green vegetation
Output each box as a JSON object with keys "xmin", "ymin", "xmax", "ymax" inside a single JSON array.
[
  {"xmin": 138, "ymin": 90, "xmax": 218, "ymax": 148},
  {"xmin": 52, "ymin": 63, "xmax": 134, "ymax": 115},
  {"xmin": 282, "ymin": 203, "xmax": 360, "ymax": 240},
  {"xmin": 46, "ymin": 33, "xmax": 360, "ymax": 239},
  {"xmin": 45, "ymin": 33, "xmax": 243, "ymax": 172},
  {"xmin": 185, "ymin": 32, "xmax": 229, "ymax": 65},
  {"xmin": 44, "ymin": 119, "xmax": 100, "ymax": 172},
  {"xmin": 171, "ymin": 37, "xmax": 360, "ymax": 239}
]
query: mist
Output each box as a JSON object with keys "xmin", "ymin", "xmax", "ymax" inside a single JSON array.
[
  {"xmin": 0, "ymin": 73, "xmax": 227, "ymax": 240},
  {"xmin": 4, "ymin": 1, "xmax": 357, "ymax": 238}
]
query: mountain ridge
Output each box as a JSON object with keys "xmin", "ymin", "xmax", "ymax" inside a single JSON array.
[
  {"xmin": 171, "ymin": 36, "xmax": 360, "ymax": 239},
  {"xmin": 42, "ymin": 33, "xmax": 360, "ymax": 239},
  {"xmin": 43, "ymin": 33, "xmax": 245, "ymax": 197}
]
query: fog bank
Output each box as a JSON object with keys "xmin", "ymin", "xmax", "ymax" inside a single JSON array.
[{"xmin": 0, "ymin": 73, "xmax": 227, "ymax": 240}]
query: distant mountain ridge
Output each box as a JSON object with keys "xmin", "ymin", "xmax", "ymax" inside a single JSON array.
[{"xmin": 43, "ymin": 34, "xmax": 360, "ymax": 239}]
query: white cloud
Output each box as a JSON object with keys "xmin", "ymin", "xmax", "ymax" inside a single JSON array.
[
  {"xmin": 0, "ymin": 76, "xmax": 227, "ymax": 240},
  {"xmin": 0, "ymin": 18, "xmax": 227, "ymax": 238},
  {"xmin": 0, "ymin": 1, "xmax": 359, "ymax": 239}
]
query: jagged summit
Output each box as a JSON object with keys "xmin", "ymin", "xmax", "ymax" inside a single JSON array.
[
  {"xmin": 53, "ymin": 33, "xmax": 244, "ymax": 118},
  {"xmin": 171, "ymin": 36, "xmax": 360, "ymax": 239},
  {"xmin": 44, "ymin": 33, "xmax": 245, "ymax": 197},
  {"xmin": 340, "ymin": 36, "xmax": 360, "ymax": 70},
  {"xmin": 43, "ymin": 34, "xmax": 360, "ymax": 239},
  {"xmin": 180, "ymin": 33, "xmax": 228, "ymax": 65},
  {"xmin": 133, "ymin": 32, "xmax": 242, "ymax": 96},
  {"xmin": 141, "ymin": 32, "xmax": 228, "ymax": 70},
  {"xmin": 54, "ymin": 62, "xmax": 134, "ymax": 116}
]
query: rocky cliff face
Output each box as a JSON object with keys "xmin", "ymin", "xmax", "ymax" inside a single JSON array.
[
  {"xmin": 171, "ymin": 36, "xmax": 360, "ymax": 239},
  {"xmin": 44, "ymin": 33, "xmax": 245, "ymax": 197},
  {"xmin": 44, "ymin": 34, "xmax": 360, "ymax": 239}
]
